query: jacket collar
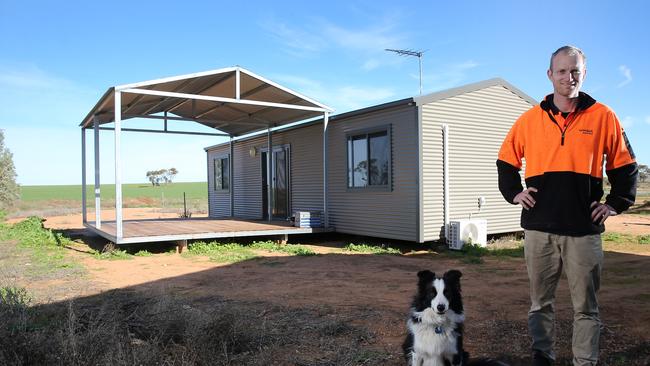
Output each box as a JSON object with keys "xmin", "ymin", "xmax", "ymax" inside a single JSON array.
[{"xmin": 540, "ymin": 92, "xmax": 597, "ymax": 114}]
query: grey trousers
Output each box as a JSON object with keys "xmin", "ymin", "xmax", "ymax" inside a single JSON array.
[{"xmin": 524, "ymin": 230, "xmax": 603, "ymax": 366}]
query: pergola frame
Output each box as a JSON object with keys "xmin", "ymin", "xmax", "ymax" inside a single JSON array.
[{"xmin": 80, "ymin": 67, "xmax": 333, "ymax": 244}]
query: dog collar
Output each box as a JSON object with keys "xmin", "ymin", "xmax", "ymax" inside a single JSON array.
[{"xmin": 434, "ymin": 326, "xmax": 443, "ymax": 334}]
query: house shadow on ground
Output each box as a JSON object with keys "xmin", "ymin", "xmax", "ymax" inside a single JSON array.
[{"xmin": 2, "ymin": 230, "xmax": 649, "ymax": 366}]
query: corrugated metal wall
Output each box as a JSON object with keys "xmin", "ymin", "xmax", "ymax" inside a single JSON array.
[
  {"xmin": 421, "ymin": 85, "xmax": 531, "ymax": 241},
  {"xmin": 206, "ymin": 149, "xmax": 232, "ymax": 217},
  {"xmin": 206, "ymin": 123, "xmax": 324, "ymax": 219},
  {"xmin": 327, "ymin": 104, "xmax": 419, "ymax": 242}
]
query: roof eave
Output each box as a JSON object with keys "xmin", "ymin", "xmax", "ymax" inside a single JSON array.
[{"xmin": 80, "ymin": 87, "xmax": 114, "ymax": 127}]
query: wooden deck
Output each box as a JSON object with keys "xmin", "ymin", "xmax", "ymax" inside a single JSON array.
[{"xmin": 85, "ymin": 218, "xmax": 330, "ymax": 244}]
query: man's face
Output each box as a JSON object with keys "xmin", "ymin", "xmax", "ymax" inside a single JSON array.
[{"xmin": 547, "ymin": 52, "xmax": 586, "ymax": 98}]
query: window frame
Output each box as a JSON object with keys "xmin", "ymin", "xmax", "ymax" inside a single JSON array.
[
  {"xmin": 345, "ymin": 125, "xmax": 392, "ymax": 192},
  {"xmin": 213, "ymin": 154, "xmax": 230, "ymax": 191}
]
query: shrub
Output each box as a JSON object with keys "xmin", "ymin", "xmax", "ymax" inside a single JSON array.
[
  {"xmin": 0, "ymin": 286, "xmax": 31, "ymax": 335},
  {"xmin": 0, "ymin": 130, "xmax": 20, "ymax": 210},
  {"xmin": 4, "ymin": 216, "xmax": 72, "ymax": 248}
]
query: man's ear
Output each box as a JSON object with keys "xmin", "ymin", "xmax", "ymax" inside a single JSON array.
[{"xmin": 547, "ymin": 68, "xmax": 553, "ymax": 81}]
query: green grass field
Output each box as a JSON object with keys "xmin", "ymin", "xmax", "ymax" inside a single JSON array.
[
  {"xmin": 12, "ymin": 182, "xmax": 208, "ymax": 217},
  {"xmin": 20, "ymin": 182, "xmax": 207, "ymax": 201}
]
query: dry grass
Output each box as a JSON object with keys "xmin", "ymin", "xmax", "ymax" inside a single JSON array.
[
  {"xmin": 0, "ymin": 288, "xmax": 392, "ymax": 366},
  {"xmin": 9, "ymin": 198, "xmax": 208, "ymax": 219}
]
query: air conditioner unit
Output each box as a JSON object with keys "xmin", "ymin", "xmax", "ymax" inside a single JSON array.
[{"xmin": 447, "ymin": 219, "xmax": 487, "ymax": 250}]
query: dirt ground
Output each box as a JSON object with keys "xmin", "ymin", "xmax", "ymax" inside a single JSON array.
[{"xmin": 8, "ymin": 208, "xmax": 650, "ymax": 364}]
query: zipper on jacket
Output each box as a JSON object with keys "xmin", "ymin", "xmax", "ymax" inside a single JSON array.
[{"xmin": 546, "ymin": 111, "xmax": 572, "ymax": 146}]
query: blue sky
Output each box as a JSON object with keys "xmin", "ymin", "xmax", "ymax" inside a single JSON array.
[{"xmin": 1, "ymin": 0, "xmax": 648, "ymax": 185}]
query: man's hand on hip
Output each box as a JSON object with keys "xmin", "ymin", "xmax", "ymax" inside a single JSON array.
[
  {"xmin": 513, "ymin": 187, "xmax": 538, "ymax": 210},
  {"xmin": 591, "ymin": 202, "xmax": 617, "ymax": 225}
]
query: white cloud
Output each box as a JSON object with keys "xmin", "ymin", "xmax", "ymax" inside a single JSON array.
[
  {"xmin": 261, "ymin": 16, "xmax": 408, "ymax": 70},
  {"xmin": 617, "ymin": 65, "xmax": 632, "ymax": 88},
  {"xmin": 362, "ymin": 59, "xmax": 381, "ymax": 71},
  {"xmin": 0, "ymin": 64, "xmax": 96, "ymax": 128},
  {"xmin": 0, "ymin": 64, "xmax": 80, "ymax": 91},
  {"xmin": 260, "ymin": 20, "xmax": 327, "ymax": 58},
  {"xmin": 268, "ymin": 74, "xmax": 322, "ymax": 91},
  {"xmin": 321, "ymin": 21, "xmax": 406, "ymax": 52},
  {"xmin": 272, "ymin": 73, "xmax": 395, "ymax": 112},
  {"xmin": 421, "ymin": 60, "xmax": 480, "ymax": 92},
  {"xmin": 620, "ymin": 116, "xmax": 634, "ymax": 129}
]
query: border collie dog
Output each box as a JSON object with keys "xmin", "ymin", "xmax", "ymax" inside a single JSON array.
[{"xmin": 402, "ymin": 270, "xmax": 508, "ymax": 366}]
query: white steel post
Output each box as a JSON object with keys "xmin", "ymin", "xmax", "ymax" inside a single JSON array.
[
  {"xmin": 229, "ymin": 137, "xmax": 234, "ymax": 217},
  {"xmin": 235, "ymin": 68, "xmax": 241, "ymax": 100},
  {"xmin": 418, "ymin": 55, "xmax": 423, "ymax": 95},
  {"xmin": 267, "ymin": 128, "xmax": 273, "ymax": 221},
  {"xmin": 442, "ymin": 124, "xmax": 449, "ymax": 239},
  {"xmin": 81, "ymin": 128, "xmax": 87, "ymax": 224},
  {"xmin": 93, "ymin": 117, "xmax": 101, "ymax": 228},
  {"xmin": 115, "ymin": 91, "xmax": 123, "ymax": 240},
  {"xmin": 323, "ymin": 112, "xmax": 329, "ymax": 228}
]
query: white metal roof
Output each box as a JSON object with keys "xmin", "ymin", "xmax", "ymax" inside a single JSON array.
[
  {"xmin": 80, "ymin": 67, "xmax": 333, "ymax": 136},
  {"xmin": 413, "ymin": 77, "xmax": 537, "ymax": 106}
]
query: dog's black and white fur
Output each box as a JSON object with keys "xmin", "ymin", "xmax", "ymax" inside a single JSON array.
[{"xmin": 402, "ymin": 270, "xmax": 508, "ymax": 366}]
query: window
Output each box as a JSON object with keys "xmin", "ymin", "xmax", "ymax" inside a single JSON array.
[
  {"xmin": 214, "ymin": 156, "xmax": 229, "ymax": 190},
  {"xmin": 347, "ymin": 129, "xmax": 390, "ymax": 189}
]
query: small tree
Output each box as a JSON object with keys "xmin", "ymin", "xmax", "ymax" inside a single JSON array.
[
  {"xmin": 639, "ymin": 164, "xmax": 649, "ymax": 183},
  {"xmin": 168, "ymin": 167, "xmax": 178, "ymax": 183},
  {"xmin": 146, "ymin": 168, "xmax": 178, "ymax": 185},
  {"xmin": 146, "ymin": 171, "xmax": 157, "ymax": 186},
  {"xmin": 0, "ymin": 130, "xmax": 20, "ymax": 210}
]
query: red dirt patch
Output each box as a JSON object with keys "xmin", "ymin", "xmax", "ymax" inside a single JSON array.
[{"xmin": 8, "ymin": 209, "xmax": 650, "ymax": 364}]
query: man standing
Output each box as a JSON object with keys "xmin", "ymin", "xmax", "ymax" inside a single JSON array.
[{"xmin": 496, "ymin": 45, "xmax": 638, "ymax": 365}]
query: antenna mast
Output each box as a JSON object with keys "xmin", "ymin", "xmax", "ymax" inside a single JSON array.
[{"xmin": 385, "ymin": 48, "xmax": 425, "ymax": 95}]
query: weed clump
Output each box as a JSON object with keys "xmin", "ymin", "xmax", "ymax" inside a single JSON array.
[
  {"xmin": 446, "ymin": 242, "xmax": 524, "ymax": 264},
  {"xmin": 249, "ymin": 240, "xmax": 317, "ymax": 256},
  {"xmin": 2, "ymin": 216, "xmax": 72, "ymax": 248},
  {"xmin": 0, "ymin": 217, "xmax": 80, "ymax": 277},
  {"xmin": 184, "ymin": 240, "xmax": 317, "ymax": 263},
  {"xmin": 344, "ymin": 243, "xmax": 401, "ymax": 255},
  {"xmin": 90, "ymin": 243, "xmax": 132, "ymax": 260}
]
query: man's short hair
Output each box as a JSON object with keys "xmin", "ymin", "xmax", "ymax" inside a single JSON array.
[{"xmin": 550, "ymin": 45, "xmax": 586, "ymax": 70}]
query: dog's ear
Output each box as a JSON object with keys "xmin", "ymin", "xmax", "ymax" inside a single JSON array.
[
  {"xmin": 443, "ymin": 270, "xmax": 462, "ymax": 290},
  {"xmin": 417, "ymin": 270, "xmax": 435, "ymax": 284}
]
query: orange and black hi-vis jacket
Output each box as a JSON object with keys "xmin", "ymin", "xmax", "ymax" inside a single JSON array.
[{"xmin": 497, "ymin": 92, "xmax": 638, "ymax": 236}]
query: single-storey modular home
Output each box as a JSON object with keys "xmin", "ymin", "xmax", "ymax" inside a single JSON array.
[{"xmin": 205, "ymin": 78, "xmax": 535, "ymax": 243}]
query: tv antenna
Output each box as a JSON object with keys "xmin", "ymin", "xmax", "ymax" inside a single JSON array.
[{"xmin": 385, "ymin": 48, "xmax": 425, "ymax": 95}]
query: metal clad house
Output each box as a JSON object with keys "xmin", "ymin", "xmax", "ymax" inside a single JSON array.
[
  {"xmin": 207, "ymin": 122, "xmax": 324, "ymax": 219},
  {"xmin": 206, "ymin": 78, "xmax": 535, "ymax": 243},
  {"xmin": 418, "ymin": 80, "xmax": 535, "ymax": 241}
]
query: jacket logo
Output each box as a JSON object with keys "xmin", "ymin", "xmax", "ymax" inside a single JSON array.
[{"xmin": 579, "ymin": 129, "xmax": 593, "ymax": 135}]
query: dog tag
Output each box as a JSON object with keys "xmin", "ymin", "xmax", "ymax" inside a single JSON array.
[{"xmin": 434, "ymin": 326, "xmax": 443, "ymax": 334}]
